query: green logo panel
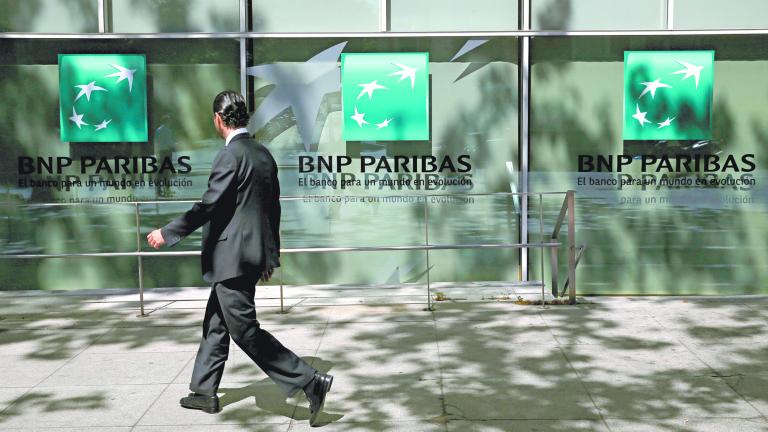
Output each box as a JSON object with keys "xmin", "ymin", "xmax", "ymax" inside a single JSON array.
[
  {"xmin": 623, "ymin": 50, "xmax": 714, "ymax": 140},
  {"xmin": 341, "ymin": 52, "xmax": 429, "ymax": 141},
  {"xmin": 59, "ymin": 54, "xmax": 148, "ymax": 143}
]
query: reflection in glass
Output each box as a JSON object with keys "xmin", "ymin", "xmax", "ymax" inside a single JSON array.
[
  {"xmin": 0, "ymin": 0, "xmax": 99, "ymax": 32},
  {"xmin": 674, "ymin": 0, "xmax": 768, "ymax": 30},
  {"xmin": 247, "ymin": 37, "xmax": 520, "ymax": 284},
  {"xmin": 530, "ymin": 36, "xmax": 768, "ymax": 295},
  {"xmin": 532, "ymin": 0, "xmax": 665, "ymax": 30},
  {"xmin": 0, "ymin": 38, "xmax": 239, "ymax": 290},
  {"xmin": 252, "ymin": 0, "xmax": 379, "ymax": 32},
  {"xmin": 390, "ymin": 0, "xmax": 518, "ymax": 31},
  {"xmin": 109, "ymin": 0, "xmax": 239, "ymax": 33}
]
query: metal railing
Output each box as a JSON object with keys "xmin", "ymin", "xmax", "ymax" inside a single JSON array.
[{"xmin": 0, "ymin": 190, "xmax": 580, "ymax": 314}]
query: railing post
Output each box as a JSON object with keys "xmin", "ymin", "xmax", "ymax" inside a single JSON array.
[
  {"xmin": 279, "ymin": 266, "xmax": 285, "ymax": 314},
  {"xmin": 279, "ymin": 225, "xmax": 285, "ymax": 314},
  {"xmin": 566, "ymin": 190, "xmax": 576, "ymax": 304},
  {"xmin": 538, "ymin": 193, "xmax": 545, "ymax": 305},
  {"xmin": 424, "ymin": 196, "xmax": 433, "ymax": 311},
  {"xmin": 135, "ymin": 202, "xmax": 146, "ymax": 317}
]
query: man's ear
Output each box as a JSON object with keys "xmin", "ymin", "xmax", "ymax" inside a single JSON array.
[{"xmin": 213, "ymin": 113, "xmax": 224, "ymax": 135}]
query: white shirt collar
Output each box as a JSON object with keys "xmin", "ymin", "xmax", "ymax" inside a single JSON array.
[{"xmin": 225, "ymin": 128, "xmax": 250, "ymax": 146}]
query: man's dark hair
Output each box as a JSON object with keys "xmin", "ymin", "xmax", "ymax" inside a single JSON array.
[{"xmin": 213, "ymin": 90, "xmax": 249, "ymax": 128}]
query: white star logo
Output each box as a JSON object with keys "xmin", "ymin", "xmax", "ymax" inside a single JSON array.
[
  {"xmin": 74, "ymin": 81, "xmax": 107, "ymax": 102},
  {"xmin": 105, "ymin": 64, "xmax": 136, "ymax": 92},
  {"xmin": 657, "ymin": 116, "xmax": 675, "ymax": 129},
  {"xmin": 356, "ymin": 80, "xmax": 388, "ymax": 100},
  {"xmin": 68, "ymin": 107, "xmax": 89, "ymax": 129},
  {"xmin": 350, "ymin": 107, "xmax": 369, "ymax": 128},
  {"xmin": 387, "ymin": 63, "xmax": 418, "ymax": 89},
  {"xmin": 246, "ymin": 41, "xmax": 347, "ymax": 152},
  {"xmin": 94, "ymin": 119, "xmax": 112, "ymax": 131},
  {"xmin": 671, "ymin": 60, "xmax": 704, "ymax": 88},
  {"xmin": 375, "ymin": 118, "xmax": 392, "ymax": 129},
  {"xmin": 639, "ymin": 78, "xmax": 672, "ymax": 99},
  {"xmin": 632, "ymin": 104, "xmax": 650, "ymax": 127}
]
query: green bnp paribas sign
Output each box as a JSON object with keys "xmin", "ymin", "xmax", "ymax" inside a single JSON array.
[
  {"xmin": 341, "ymin": 52, "xmax": 430, "ymax": 141},
  {"xmin": 623, "ymin": 50, "xmax": 714, "ymax": 140},
  {"xmin": 59, "ymin": 54, "xmax": 148, "ymax": 142}
]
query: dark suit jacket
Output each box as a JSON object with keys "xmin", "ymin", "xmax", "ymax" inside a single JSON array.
[{"xmin": 161, "ymin": 133, "xmax": 281, "ymax": 283}]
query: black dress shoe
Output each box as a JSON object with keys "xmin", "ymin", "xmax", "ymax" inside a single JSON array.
[
  {"xmin": 180, "ymin": 392, "xmax": 220, "ymax": 414},
  {"xmin": 304, "ymin": 373, "xmax": 333, "ymax": 426}
]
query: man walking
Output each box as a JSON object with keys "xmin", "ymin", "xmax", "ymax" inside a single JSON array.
[{"xmin": 146, "ymin": 90, "xmax": 332, "ymax": 426}]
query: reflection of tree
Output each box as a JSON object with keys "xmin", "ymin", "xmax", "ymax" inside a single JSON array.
[
  {"xmin": 109, "ymin": 0, "xmax": 239, "ymax": 32},
  {"xmin": 0, "ymin": 35, "xmax": 239, "ymax": 290},
  {"xmin": 535, "ymin": 0, "xmax": 572, "ymax": 30},
  {"xmin": 0, "ymin": 0, "xmax": 98, "ymax": 32},
  {"xmin": 529, "ymin": 32, "xmax": 768, "ymax": 295},
  {"xmin": 415, "ymin": 39, "xmax": 520, "ymax": 283}
]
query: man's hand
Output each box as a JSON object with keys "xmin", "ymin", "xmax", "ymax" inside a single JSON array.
[
  {"xmin": 147, "ymin": 229, "xmax": 166, "ymax": 249},
  {"xmin": 261, "ymin": 268, "xmax": 275, "ymax": 282}
]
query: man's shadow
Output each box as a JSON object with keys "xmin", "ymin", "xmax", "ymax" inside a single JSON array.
[{"xmin": 218, "ymin": 357, "xmax": 344, "ymax": 427}]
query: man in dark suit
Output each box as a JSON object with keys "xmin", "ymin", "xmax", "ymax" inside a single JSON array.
[{"xmin": 146, "ymin": 90, "xmax": 332, "ymax": 426}]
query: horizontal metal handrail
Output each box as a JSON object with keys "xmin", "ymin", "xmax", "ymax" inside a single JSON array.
[
  {"xmin": 3, "ymin": 29, "xmax": 768, "ymax": 39},
  {"xmin": 0, "ymin": 242, "xmax": 562, "ymax": 259},
  {"xmin": 0, "ymin": 191, "xmax": 569, "ymax": 208},
  {"xmin": 0, "ymin": 190, "xmax": 578, "ymax": 310}
]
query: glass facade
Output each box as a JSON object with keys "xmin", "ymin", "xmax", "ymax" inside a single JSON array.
[
  {"xmin": 529, "ymin": 35, "xmax": 768, "ymax": 295},
  {"xmin": 0, "ymin": 0, "xmax": 99, "ymax": 33},
  {"xmin": 110, "ymin": 0, "xmax": 240, "ymax": 33},
  {"xmin": 390, "ymin": 0, "xmax": 518, "ymax": 31},
  {"xmin": 0, "ymin": 1, "xmax": 766, "ymax": 295},
  {"xmin": 532, "ymin": 0, "xmax": 666, "ymax": 30}
]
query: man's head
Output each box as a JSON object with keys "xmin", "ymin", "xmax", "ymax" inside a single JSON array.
[{"xmin": 212, "ymin": 90, "xmax": 249, "ymax": 138}]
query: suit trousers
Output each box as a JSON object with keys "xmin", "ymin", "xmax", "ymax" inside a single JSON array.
[{"xmin": 189, "ymin": 274, "xmax": 316, "ymax": 398}]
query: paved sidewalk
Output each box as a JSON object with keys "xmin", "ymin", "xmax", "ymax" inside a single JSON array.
[{"xmin": 0, "ymin": 290, "xmax": 766, "ymax": 431}]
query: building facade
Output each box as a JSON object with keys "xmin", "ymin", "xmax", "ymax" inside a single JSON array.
[{"xmin": 0, "ymin": 0, "xmax": 766, "ymax": 295}]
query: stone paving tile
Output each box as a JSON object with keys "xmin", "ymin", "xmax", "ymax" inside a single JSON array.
[
  {"xmin": 1, "ymin": 297, "xmax": 767, "ymax": 431},
  {"xmin": 82, "ymin": 326, "xmax": 201, "ymax": 354},
  {"xmin": 0, "ymin": 384, "xmax": 166, "ymax": 428},
  {"xmin": 433, "ymin": 302, "xmax": 541, "ymax": 322},
  {"xmin": 319, "ymin": 321, "xmax": 438, "ymax": 354},
  {"xmin": 137, "ymin": 383, "xmax": 294, "ymax": 427},
  {"xmin": 681, "ymin": 343, "xmax": 768, "ymax": 376},
  {"xmin": 288, "ymin": 376, "xmax": 443, "ymax": 424},
  {"xmin": 38, "ymin": 351, "xmax": 193, "ymax": 386},
  {"xmin": 441, "ymin": 376, "xmax": 600, "ymax": 421},
  {"xmin": 3, "ymin": 428, "xmax": 132, "ymax": 432},
  {"xmin": 435, "ymin": 318, "xmax": 557, "ymax": 351},
  {"xmin": 0, "ymin": 355, "xmax": 71, "ymax": 387},
  {"xmin": 724, "ymin": 374, "xmax": 768, "ymax": 418},
  {"xmin": 664, "ymin": 323, "xmax": 768, "ymax": 348},
  {"xmin": 289, "ymin": 419, "xmax": 445, "ymax": 431},
  {"xmin": 646, "ymin": 303, "xmax": 761, "ymax": 330},
  {"xmin": 445, "ymin": 419, "xmax": 609, "ymax": 432},
  {"xmin": 559, "ymin": 344, "xmax": 712, "ymax": 384},
  {"xmin": 0, "ymin": 327, "xmax": 109, "ymax": 359},
  {"xmin": 585, "ymin": 375, "xmax": 762, "ymax": 420},
  {"xmin": 438, "ymin": 340, "xmax": 574, "ymax": 381},
  {"xmin": 549, "ymin": 323, "xmax": 678, "ymax": 347},
  {"xmin": 313, "ymin": 345, "xmax": 440, "ymax": 383},
  {"xmin": 134, "ymin": 425, "xmax": 287, "ymax": 432},
  {"xmin": 0, "ymin": 298, "xmax": 170, "ymax": 321},
  {"xmin": 0, "ymin": 318, "xmax": 121, "ymax": 330},
  {"xmin": 603, "ymin": 417, "xmax": 768, "ymax": 432},
  {"xmin": 0, "ymin": 387, "xmax": 30, "ymax": 412},
  {"xmin": 116, "ymin": 309, "xmax": 206, "ymax": 328},
  {"xmin": 322, "ymin": 303, "xmax": 436, "ymax": 323}
]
